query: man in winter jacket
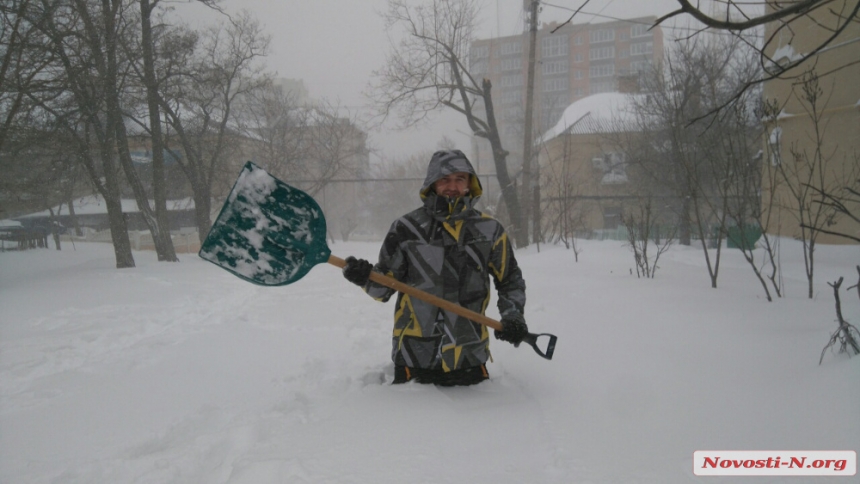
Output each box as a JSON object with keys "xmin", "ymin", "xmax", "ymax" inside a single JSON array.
[{"xmin": 342, "ymin": 149, "xmax": 528, "ymax": 386}]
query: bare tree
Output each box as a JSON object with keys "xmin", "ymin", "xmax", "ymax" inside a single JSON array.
[
  {"xmin": 156, "ymin": 11, "xmax": 270, "ymax": 240},
  {"xmin": 716, "ymin": 97, "xmax": 776, "ymax": 301},
  {"xmin": 26, "ymin": 0, "xmax": 180, "ymax": 263},
  {"xmin": 629, "ymin": 35, "xmax": 762, "ymax": 289},
  {"xmin": 20, "ymin": 0, "xmax": 138, "ymax": 267},
  {"xmin": 767, "ymin": 70, "xmax": 857, "ymax": 298},
  {"xmin": 125, "ymin": 0, "xmax": 225, "ymax": 260},
  {"xmin": 1, "ymin": 1, "xmax": 51, "ymax": 217},
  {"xmin": 0, "ymin": 121, "xmax": 85, "ymax": 249},
  {"xmin": 819, "ymin": 274, "xmax": 860, "ymax": 364},
  {"xmin": 236, "ymin": 83, "xmax": 371, "ymax": 240},
  {"xmin": 622, "ymin": 197, "xmax": 675, "ymax": 279},
  {"xmin": 70, "ymin": 0, "xmax": 183, "ymax": 261},
  {"xmin": 0, "ymin": 0, "xmax": 55, "ymax": 153},
  {"xmin": 368, "ymin": 0, "xmax": 526, "ymax": 247},
  {"xmin": 757, "ymin": 98, "xmax": 790, "ymax": 297},
  {"xmin": 654, "ymin": 0, "xmax": 860, "ymax": 112},
  {"xmin": 538, "ymin": 130, "xmax": 591, "ymax": 260},
  {"xmin": 127, "ymin": 0, "xmax": 178, "ymax": 260},
  {"xmin": 802, "ymin": 175, "xmax": 860, "ymax": 243},
  {"xmin": 288, "ymin": 102, "xmax": 368, "ymax": 198},
  {"xmin": 240, "ymin": 83, "xmax": 311, "ymax": 182}
]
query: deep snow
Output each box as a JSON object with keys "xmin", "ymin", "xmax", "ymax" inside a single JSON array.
[{"xmin": 1, "ymin": 238, "xmax": 858, "ymax": 483}]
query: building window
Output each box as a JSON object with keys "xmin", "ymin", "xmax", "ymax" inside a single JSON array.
[
  {"xmin": 630, "ymin": 42, "xmax": 653, "ymax": 56},
  {"xmin": 500, "ymin": 41, "xmax": 523, "ymax": 55},
  {"xmin": 594, "ymin": 152, "xmax": 628, "ymax": 184},
  {"xmin": 501, "ymin": 57, "xmax": 522, "ymax": 71},
  {"xmin": 542, "ymin": 35, "xmax": 569, "ymax": 57},
  {"xmin": 630, "ymin": 59, "xmax": 652, "ymax": 72},
  {"xmin": 542, "ymin": 59, "xmax": 569, "ymax": 75},
  {"xmin": 589, "ymin": 46, "xmax": 615, "ymax": 61},
  {"xmin": 631, "ymin": 24, "xmax": 651, "ymax": 38},
  {"xmin": 470, "ymin": 58, "xmax": 488, "ymax": 74},
  {"xmin": 543, "ymin": 77, "xmax": 568, "ymax": 92},
  {"xmin": 590, "ymin": 29, "xmax": 614, "ymax": 43},
  {"xmin": 499, "ymin": 89, "xmax": 521, "ymax": 106},
  {"xmin": 501, "ymin": 74, "xmax": 523, "ymax": 87},
  {"xmin": 619, "ymin": 49, "xmax": 629, "ymax": 59},
  {"xmin": 603, "ymin": 206, "xmax": 622, "ymax": 228},
  {"xmin": 590, "ymin": 80, "xmax": 616, "ymax": 94},
  {"xmin": 470, "ymin": 45, "xmax": 489, "ymax": 58},
  {"xmin": 574, "ymin": 69, "xmax": 583, "ymax": 79},
  {"xmin": 574, "ymin": 87, "xmax": 583, "ymax": 96},
  {"xmin": 574, "ymin": 35, "xmax": 582, "ymax": 45},
  {"xmin": 574, "ymin": 53, "xmax": 583, "ymax": 63},
  {"xmin": 541, "ymin": 96, "xmax": 557, "ymax": 109},
  {"xmin": 589, "ymin": 64, "xmax": 615, "ymax": 78}
]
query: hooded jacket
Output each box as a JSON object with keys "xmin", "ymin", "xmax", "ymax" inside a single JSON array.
[{"xmin": 362, "ymin": 150, "xmax": 526, "ymax": 372}]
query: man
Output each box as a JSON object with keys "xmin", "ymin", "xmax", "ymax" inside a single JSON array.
[{"xmin": 342, "ymin": 149, "xmax": 527, "ymax": 386}]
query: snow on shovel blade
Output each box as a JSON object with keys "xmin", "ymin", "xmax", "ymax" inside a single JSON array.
[{"xmin": 198, "ymin": 161, "xmax": 331, "ymax": 286}]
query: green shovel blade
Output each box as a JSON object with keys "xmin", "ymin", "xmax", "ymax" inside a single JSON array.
[{"xmin": 198, "ymin": 162, "xmax": 331, "ymax": 286}]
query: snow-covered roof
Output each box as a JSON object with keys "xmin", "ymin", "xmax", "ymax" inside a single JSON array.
[
  {"xmin": 540, "ymin": 92, "xmax": 642, "ymax": 142},
  {"xmin": 16, "ymin": 195, "xmax": 195, "ymax": 219},
  {"xmin": 0, "ymin": 219, "xmax": 23, "ymax": 227}
]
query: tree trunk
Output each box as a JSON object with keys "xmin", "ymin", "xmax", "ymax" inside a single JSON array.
[
  {"xmin": 100, "ymin": 0, "xmax": 176, "ymax": 261},
  {"xmin": 482, "ymin": 79, "xmax": 524, "ymax": 247},
  {"xmin": 99, "ymin": 136, "xmax": 135, "ymax": 268},
  {"xmin": 139, "ymin": 0, "xmax": 178, "ymax": 261},
  {"xmin": 679, "ymin": 192, "xmax": 691, "ymax": 246},
  {"xmin": 67, "ymin": 197, "xmax": 82, "ymax": 236},
  {"xmin": 192, "ymin": 178, "xmax": 212, "ymax": 240},
  {"xmin": 47, "ymin": 207, "xmax": 61, "ymax": 250}
]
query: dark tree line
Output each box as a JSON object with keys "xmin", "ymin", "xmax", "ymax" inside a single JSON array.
[{"xmin": 2, "ymin": 1, "xmax": 369, "ymax": 267}]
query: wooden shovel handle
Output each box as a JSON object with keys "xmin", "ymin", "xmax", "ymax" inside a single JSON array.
[{"xmin": 328, "ymin": 255, "xmax": 503, "ymax": 331}]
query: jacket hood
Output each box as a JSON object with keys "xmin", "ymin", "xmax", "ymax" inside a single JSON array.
[{"xmin": 419, "ymin": 150, "xmax": 483, "ymax": 199}]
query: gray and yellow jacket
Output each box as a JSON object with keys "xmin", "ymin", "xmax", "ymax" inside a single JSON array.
[{"xmin": 362, "ymin": 150, "xmax": 526, "ymax": 372}]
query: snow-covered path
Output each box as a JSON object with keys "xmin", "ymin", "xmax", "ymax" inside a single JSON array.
[{"xmin": 1, "ymin": 240, "xmax": 858, "ymax": 483}]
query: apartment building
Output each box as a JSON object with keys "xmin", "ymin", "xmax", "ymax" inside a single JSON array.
[
  {"xmin": 760, "ymin": 0, "xmax": 860, "ymax": 244},
  {"xmin": 468, "ymin": 16, "xmax": 663, "ymax": 174}
]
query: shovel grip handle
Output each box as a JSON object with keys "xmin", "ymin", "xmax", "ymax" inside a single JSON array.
[{"xmin": 328, "ymin": 255, "xmax": 503, "ymax": 331}]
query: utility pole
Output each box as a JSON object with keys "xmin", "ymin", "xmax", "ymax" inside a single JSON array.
[{"xmin": 521, "ymin": 0, "xmax": 539, "ymax": 245}]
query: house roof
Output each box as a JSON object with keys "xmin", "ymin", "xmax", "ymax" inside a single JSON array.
[
  {"xmin": 15, "ymin": 195, "xmax": 195, "ymax": 219},
  {"xmin": 541, "ymin": 92, "xmax": 643, "ymax": 142}
]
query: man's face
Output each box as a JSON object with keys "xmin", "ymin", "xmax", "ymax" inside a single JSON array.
[{"xmin": 433, "ymin": 172, "xmax": 471, "ymax": 198}]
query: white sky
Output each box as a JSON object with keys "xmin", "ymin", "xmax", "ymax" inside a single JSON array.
[{"xmin": 172, "ymin": 0, "xmax": 691, "ymax": 161}]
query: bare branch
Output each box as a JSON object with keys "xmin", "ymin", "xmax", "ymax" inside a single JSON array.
[
  {"xmin": 550, "ymin": 0, "xmax": 593, "ymax": 33},
  {"xmin": 657, "ymin": 0, "xmax": 836, "ymax": 31}
]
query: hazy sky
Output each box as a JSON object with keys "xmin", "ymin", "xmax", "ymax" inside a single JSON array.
[{"xmin": 174, "ymin": 0, "xmax": 688, "ymax": 162}]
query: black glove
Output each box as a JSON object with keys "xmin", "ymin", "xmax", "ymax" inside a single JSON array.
[
  {"xmin": 494, "ymin": 313, "xmax": 528, "ymax": 346},
  {"xmin": 342, "ymin": 256, "xmax": 373, "ymax": 286}
]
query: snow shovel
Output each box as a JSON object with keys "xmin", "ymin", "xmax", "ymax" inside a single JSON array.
[{"xmin": 198, "ymin": 161, "xmax": 557, "ymax": 360}]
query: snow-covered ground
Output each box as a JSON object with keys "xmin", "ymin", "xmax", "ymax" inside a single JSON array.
[{"xmin": 1, "ymin": 238, "xmax": 858, "ymax": 483}]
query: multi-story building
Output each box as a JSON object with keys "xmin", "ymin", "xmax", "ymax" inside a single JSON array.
[
  {"xmin": 468, "ymin": 16, "xmax": 663, "ymax": 177},
  {"xmin": 760, "ymin": 0, "xmax": 860, "ymax": 244}
]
